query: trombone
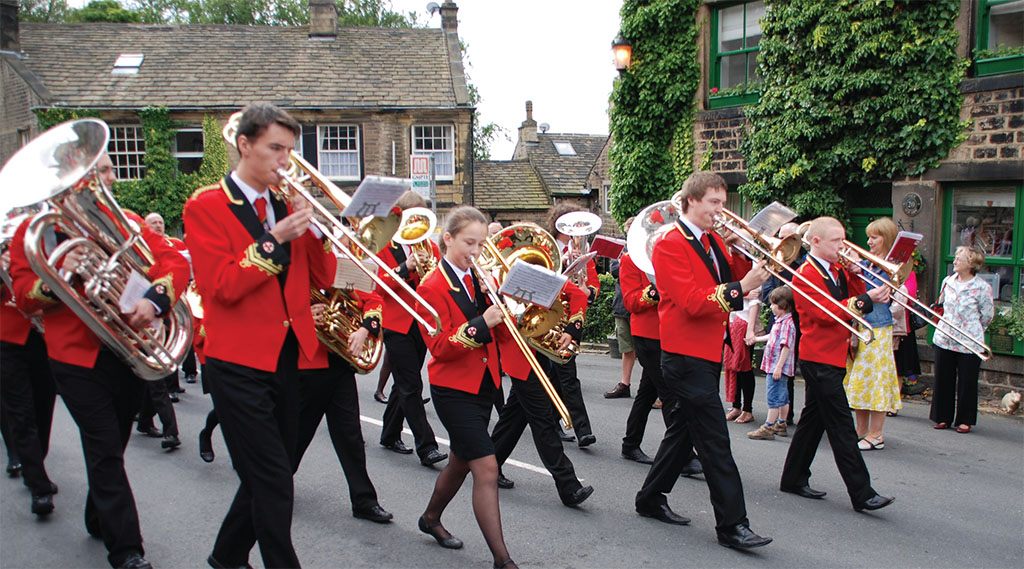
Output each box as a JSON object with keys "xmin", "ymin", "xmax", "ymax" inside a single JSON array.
[
  {"xmin": 222, "ymin": 112, "xmax": 442, "ymax": 337},
  {"xmin": 469, "ymin": 252, "xmax": 574, "ymax": 429}
]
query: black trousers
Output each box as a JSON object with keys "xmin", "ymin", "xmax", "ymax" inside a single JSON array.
[
  {"xmin": 379, "ymin": 325, "xmax": 438, "ymax": 458},
  {"xmin": 49, "ymin": 350, "xmax": 146, "ymax": 568},
  {"xmin": 182, "ymin": 345, "xmax": 198, "ymax": 377},
  {"xmin": 929, "ymin": 347, "xmax": 980, "ymax": 427},
  {"xmin": 491, "ymin": 367, "xmax": 584, "ymax": 500},
  {"xmin": 622, "ymin": 336, "xmax": 670, "ymax": 453},
  {"xmin": 550, "ymin": 355, "xmax": 593, "ymax": 438},
  {"xmin": 138, "ymin": 372, "xmax": 178, "ymax": 436},
  {"xmin": 636, "ymin": 352, "xmax": 747, "ymax": 531},
  {"xmin": 294, "ymin": 354, "xmax": 379, "ymax": 512},
  {"xmin": 781, "ymin": 360, "xmax": 875, "ymax": 505},
  {"xmin": 0, "ymin": 331, "xmax": 56, "ymax": 496},
  {"xmin": 208, "ymin": 334, "xmax": 301, "ymax": 569}
]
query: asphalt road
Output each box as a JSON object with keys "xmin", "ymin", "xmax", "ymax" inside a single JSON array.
[{"xmin": 2, "ymin": 353, "xmax": 1022, "ymax": 568}]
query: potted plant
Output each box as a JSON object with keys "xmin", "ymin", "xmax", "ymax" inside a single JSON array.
[{"xmin": 987, "ymin": 296, "xmax": 1024, "ymax": 355}]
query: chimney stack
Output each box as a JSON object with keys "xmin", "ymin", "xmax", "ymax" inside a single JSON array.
[
  {"xmin": 1, "ymin": 0, "xmax": 19, "ymax": 53},
  {"xmin": 520, "ymin": 100, "xmax": 538, "ymax": 145},
  {"xmin": 309, "ymin": 0, "xmax": 337, "ymax": 40},
  {"xmin": 440, "ymin": 1, "xmax": 458, "ymax": 32}
]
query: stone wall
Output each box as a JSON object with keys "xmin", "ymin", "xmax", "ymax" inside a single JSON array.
[
  {"xmin": 695, "ymin": 107, "xmax": 748, "ymax": 180},
  {"xmin": 919, "ymin": 343, "xmax": 1024, "ymax": 400},
  {"xmin": 950, "ymin": 85, "xmax": 1023, "ymax": 162},
  {"xmin": 0, "ymin": 58, "xmax": 44, "ymax": 164}
]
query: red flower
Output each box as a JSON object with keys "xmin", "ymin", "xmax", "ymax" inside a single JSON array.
[{"xmin": 710, "ymin": 87, "xmax": 719, "ymax": 94}]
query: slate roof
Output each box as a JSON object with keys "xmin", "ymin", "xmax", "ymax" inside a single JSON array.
[
  {"xmin": 527, "ymin": 133, "xmax": 607, "ymax": 196},
  {"xmin": 17, "ymin": 23, "xmax": 468, "ymax": 109},
  {"xmin": 473, "ymin": 160, "xmax": 549, "ymax": 210}
]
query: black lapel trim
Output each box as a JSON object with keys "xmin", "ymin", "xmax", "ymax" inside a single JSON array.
[
  {"xmin": 442, "ymin": 258, "xmax": 479, "ymax": 320},
  {"xmin": 676, "ymin": 220, "xmax": 719, "ymax": 283},
  {"xmin": 390, "ymin": 241, "xmax": 408, "ymax": 265},
  {"xmin": 224, "ymin": 175, "xmax": 264, "ymax": 240},
  {"xmin": 807, "ymin": 256, "xmax": 843, "ymax": 300},
  {"xmin": 706, "ymin": 233, "xmax": 732, "ymax": 284}
]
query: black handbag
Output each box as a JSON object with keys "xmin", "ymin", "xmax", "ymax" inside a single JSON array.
[{"xmin": 909, "ymin": 310, "xmax": 929, "ymax": 331}]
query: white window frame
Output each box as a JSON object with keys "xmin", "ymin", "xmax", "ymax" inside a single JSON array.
[
  {"xmin": 317, "ymin": 124, "xmax": 361, "ymax": 181},
  {"xmin": 603, "ymin": 182, "xmax": 612, "ymax": 213},
  {"xmin": 108, "ymin": 125, "xmax": 146, "ymax": 180},
  {"xmin": 553, "ymin": 141, "xmax": 577, "ymax": 156},
  {"xmin": 174, "ymin": 127, "xmax": 204, "ymax": 174},
  {"xmin": 411, "ymin": 125, "xmax": 455, "ymax": 181}
]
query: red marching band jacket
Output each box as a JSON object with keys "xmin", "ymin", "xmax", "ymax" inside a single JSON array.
[
  {"xmin": 652, "ymin": 221, "xmax": 751, "ymax": 363},
  {"xmin": 8, "ymin": 211, "xmax": 190, "ymax": 368},
  {"xmin": 620, "ymin": 252, "xmax": 660, "ymax": 341},
  {"xmin": 497, "ymin": 278, "xmax": 588, "ymax": 382},
  {"xmin": 298, "ymin": 288, "xmax": 383, "ymax": 369},
  {"xmin": 415, "ymin": 258, "xmax": 501, "ymax": 394},
  {"xmin": 792, "ymin": 256, "xmax": 873, "ymax": 368},
  {"xmin": 183, "ymin": 178, "xmax": 336, "ymax": 373},
  {"xmin": 376, "ymin": 239, "xmax": 441, "ymax": 334},
  {"xmin": 0, "ymin": 280, "xmax": 35, "ymax": 345}
]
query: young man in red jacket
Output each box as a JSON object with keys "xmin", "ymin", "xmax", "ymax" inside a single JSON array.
[
  {"xmin": 184, "ymin": 103, "xmax": 336, "ymax": 569},
  {"xmin": 634, "ymin": 171, "xmax": 772, "ymax": 549},
  {"xmin": 779, "ymin": 216, "xmax": 895, "ymax": 512}
]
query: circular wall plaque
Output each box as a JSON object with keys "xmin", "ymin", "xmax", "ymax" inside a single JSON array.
[{"xmin": 902, "ymin": 192, "xmax": 922, "ymax": 217}]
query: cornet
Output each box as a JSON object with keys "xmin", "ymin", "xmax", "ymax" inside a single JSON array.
[{"xmin": 393, "ymin": 207, "xmax": 438, "ymax": 280}]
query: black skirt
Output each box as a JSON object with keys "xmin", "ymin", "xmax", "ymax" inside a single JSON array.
[
  {"xmin": 895, "ymin": 330, "xmax": 921, "ymax": 377},
  {"xmin": 430, "ymin": 372, "xmax": 497, "ymax": 461}
]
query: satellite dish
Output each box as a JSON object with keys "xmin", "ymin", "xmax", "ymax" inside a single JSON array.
[
  {"xmin": 426, "ymin": 2, "xmax": 440, "ymax": 15},
  {"xmin": 539, "ymin": 123, "xmax": 550, "ymax": 133}
]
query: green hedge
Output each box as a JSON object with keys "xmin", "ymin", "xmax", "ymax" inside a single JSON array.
[{"xmin": 582, "ymin": 273, "xmax": 618, "ymax": 343}]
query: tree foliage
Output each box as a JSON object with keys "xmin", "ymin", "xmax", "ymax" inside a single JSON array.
[
  {"xmin": 18, "ymin": 0, "xmax": 68, "ymax": 22},
  {"xmin": 740, "ymin": 0, "xmax": 970, "ymax": 219},
  {"xmin": 67, "ymin": 0, "xmax": 141, "ymax": 22},
  {"xmin": 608, "ymin": 0, "xmax": 702, "ymax": 223}
]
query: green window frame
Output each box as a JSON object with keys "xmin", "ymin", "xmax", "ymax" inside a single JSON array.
[
  {"xmin": 939, "ymin": 183, "xmax": 1024, "ymax": 356},
  {"xmin": 709, "ymin": 1, "xmax": 764, "ymax": 109},
  {"xmin": 974, "ymin": 0, "xmax": 1024, "ymax": 76}
]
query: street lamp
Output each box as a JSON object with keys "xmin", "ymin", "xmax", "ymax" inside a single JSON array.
[{"xmin": 612, "ymin": 35, "xmax": 632, "ymax": 72}]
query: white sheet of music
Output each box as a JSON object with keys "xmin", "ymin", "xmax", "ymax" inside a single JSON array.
[
  {"xmin": 118, "ymin": 269, "xmax": 151, "ymax": 314},
  {"xmin": 340, "ymin": 176, "xmax": 413, "ymax": 218},
  {"xmin": 499, "ymin": 261, "xmax": 568, "ymax": 309},
  {"xmin": 333, "ymin": 256, "xmax": 376, "ymax": 292},
  {"xmin": 562, "ymin": 251, "xmax": 597, "ymax": 281},
  {"xmin": 747, "ymin": 201, "xmax": 797, "ymax": 236}
]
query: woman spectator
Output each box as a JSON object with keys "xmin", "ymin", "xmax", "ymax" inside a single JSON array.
[
  {"xmin": 930, "ymin": 246, "xmax": 994, "ymax": 434},
  {"xmin": 893, "ymin": 269, "xmax": 924, "ymax": 408},
  {"xmin": 844, "ymin": 218, "xmax": 902, "ymax": 450}
]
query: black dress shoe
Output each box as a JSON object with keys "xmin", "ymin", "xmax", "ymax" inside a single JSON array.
[
  {"xmin": 420, "ymin": 449, "xmax": 448, "ymax": 466},
  {"xmin": 207, "ymin": 554, "xmax": 254, "ymax": 569},
  {"xmin": 622, "ymin": 448, "xmax": 655, "ymax": 464},
  {"xmin": 716, "ymin": 523, "xmax": 772, "ymax": 549},
  {"xmin": 118, "ymin": 552, "xmax": 153, "ymax": 569},
  {"xmin": 497, "ymin": 473, "xmax": 515, "ymax": 489},
  {"xmin": 636, "ymin": 502, "xmax": 690, "ymax": 525},
  {"xmin": 353, "ymin": 504, "xmax": 393, "ymax": 523},
  {"xmin": 199, "ymin": 428, "xmax": 215, "ymax": 463},
  {"xmin": 373, "ymin": 391, "xmax": 388, "ymax": 404},
  {"xmin": 679, "ymin": 457, "xmax": 703, "ymax": 477},
  {"xmin": 31, "ymin": 494, "xmax": 54, "ymax": 516},
  {"xmin": 136, "ymin": 426, "xmax": 162, "ymax": 438},
  {"xmin": 185, "ymin": 374, "xmax": 198, "ymax": 384},
  {"xmin": 854, "ymin": 494, "xmax": 895, "ymax": 512},
  {"xmin": 561, "ymin": 485, "xmax": 594, "ymax": 507},
  {"xmin": 161, "ymin": 434, "xmax": 181, "ymax": 450},
  {"xmin": 6, "ymin": 460, "xmax": 22, "ymax": 477},
  {"xmin": 577, "ymin": 433, "xmax": 597, "ymax": 448},
  {"xmin": 418, "ymin": 515, "xmax": 463, "ymax": 549},
  {"xmin": 169, "ymin": 392, "xmax": 180, "ymax": 403},
  {"xmin": 381, "ymin": 440, "xmax": 413, "ymax": 454},
  {"xmin": 781, "ymin": 484, "xmax": 826, "ymax": 499},
  {"xmin": 558, "ymin": 428, "xmax": 575, "ymax": 442}
]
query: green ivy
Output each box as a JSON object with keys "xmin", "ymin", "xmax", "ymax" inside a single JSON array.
[
  {"xmin": 608, "ymin": 0, "xmax": 701, "ymax": 224},
  {"xmin": 974, "ymin": 44, "xmax": 1024, "ymax": 60},
  {"xmin": 582, "ymin": 273, "xmax": 617, "ymax": 343},
  {"xmin": 34, "ymin": 107, "xmax": 102, "ymax": 131},
  {"xmin": 740, "ymin": 0, "xmax": 970, "ymax": 220}
]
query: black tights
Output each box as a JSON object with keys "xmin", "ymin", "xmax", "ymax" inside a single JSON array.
[
  {"xmin": 731, "ymin": 370, "xmax": 755, "ymax": 413},
  {"xmin": 204, "ymin": 409, "xmax": 219, "ymax": 434},
  {"xmin": 422, "ymin": 452, "xmax": 510, "ymax": 566}
]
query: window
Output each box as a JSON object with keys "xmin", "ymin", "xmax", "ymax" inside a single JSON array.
[
  {"xmin": 412, "ymin": 125, "xmax": 454, "ymax": 180},
  {"xmin": 553, "ymin": 141, "xmax": 577, "ymax": 156},
  {"xmin": 112, "ymin": 53, "xmax": 144, "ymax": 75},
  {"xmin": 975, "ymin": 0, "xmax": 1024, "ymax": 76},
  {"xmin": 174, "ymin": 128, "xmax": 204, "ymax": 175},
  {"xmin": 603, "ymin": 182, "xmax": 611, "ymax": 213},
  {"xmin": 710, "ymin": 1, "xmax": 764, "ymax": 107},
  {"xmin": 108, "ymin": 125, "xmax": 146, "ymax": 180},
  {"xmin": 318, "ymin": 125, "xmax": 361, "ymax": 180}
]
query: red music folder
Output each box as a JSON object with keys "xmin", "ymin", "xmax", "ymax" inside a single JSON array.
[
  {"xmin": 886, "ymin": 231, "xmax": 923, "ymax": 264},
  {"xmin": 590, "ymin": 235, "xmax": 626, "ymax": 259}
]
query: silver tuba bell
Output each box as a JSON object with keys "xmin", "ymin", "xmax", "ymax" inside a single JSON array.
[{"xmin": 0, "ymin": 119, "xmax": 193, "ymax": 380}]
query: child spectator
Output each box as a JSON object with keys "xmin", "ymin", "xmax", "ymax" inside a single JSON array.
[{"xmin": 747, "ymin": 286, "xmax": 796, "ymax": 440}]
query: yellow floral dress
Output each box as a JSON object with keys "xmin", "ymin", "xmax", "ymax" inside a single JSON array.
[{"xmin": 844, "ymin": 261, "xmax": 902, "ymax": 412}]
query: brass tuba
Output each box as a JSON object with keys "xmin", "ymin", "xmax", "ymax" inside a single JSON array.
[
  {"xmin": 393, "ymin": 207, "xmax": 437, "ymax": 280},
  {"xmin": 0, "ymin": 119, "xmax": 193, "ymax": 380},
  {"xmin": 310, "ymin": 287, "xmax": 384, "ymax": 373},
  {"xmin": 555, "ymin": 210, "xmax": 602, "ymax": 289}
]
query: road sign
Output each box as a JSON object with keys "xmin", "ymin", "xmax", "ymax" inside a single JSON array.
[{"xmin": 410, "ymin": 154, "xmax": 433, "ymax": 200}]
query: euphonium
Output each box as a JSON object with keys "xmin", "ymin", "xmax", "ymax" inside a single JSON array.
[
  {"xmin": 310, "ymin": 287, "xmax": 384, "ymax": 373},
  {"xmin": 0, "ymin": 119, "xmax": 193, "ymax": 380},
  {"xmin": 393, "ymin": 207, "xmax": 437, "ymax": 280},
  {"xmin": 555, "ymin": 211, "xmax": 602, "ymax": 289}
]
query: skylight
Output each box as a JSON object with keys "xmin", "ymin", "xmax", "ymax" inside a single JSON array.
[
  {"xmin": 112, "ymin": 54, "xmax": 144, "ymax": 75},
  {"xmin": 553, "ymin": 141, "xmax": 576, "ymax": 156}
]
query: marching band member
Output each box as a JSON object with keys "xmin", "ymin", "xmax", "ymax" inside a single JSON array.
[
  {"xmin": 414, "ymin": 206, "xmax": 517, "ymax": 569},
  {"xmin": 143, "ymin": 212, "xmax": 196, "ymax": 390},
  {"xmin": 10, "ymin": 152, "xmax": 190, "ymax": 569},
  {"xmin": 183, "ymin": 103, "xmax": 335, "ymax": 569},
  {"xmin": 779, "ymin": 216, "xmax": 895, "ymax": 512},
  {"xmin": 376, "ymin": 191, "xmax": 447, "ymax": 467},
  {"xmin": 634, "ymin": 172, "xmax": 772, "ymax": 549}
]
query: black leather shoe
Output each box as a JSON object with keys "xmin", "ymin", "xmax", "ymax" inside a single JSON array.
[
  {"xmin": 136, "ymin": 426, "xmax": 162, "ymax": 438},
  {"xmin": 353, "ymin": 504, "xmax": 393, "ymax": 523},
  {"xmin": 47, "ymin": 482, "xmax": 59, "ymax": 495},
  {"xmin": 169, "ymin": 392, "xmax": 180, "ymax": 403},
  {"xmin": 420, "ymin": 449, "xmax": 448, "ymax": 466},
  {"xmin": 781, "ymin": 484, "xmax": 826, "ymax": 499},
  {"xmin": 497, "ymin": 473, "xmax": 515, "ymax": 489},
  {"xmin": 418, "ymin": 515, "xmax": 463, "ymax": 549},
  {"xmin": 373, "ymin": 391, "xmax": 388, "ymax": 404},
  {"xmin": 604, "ymin": 382, "xmax": 631, "ymax": 399},
  {"xmin": 561, "ymin": 485, "xmax": 594, "ymax": 507},
  {"xmin": 31, "ymin": 494, "xmax": 54, "ymax": 516},
  {"xmin": 185, "ymin": 374, "xmax": 197, "ymax": 384},
  {"xmin": 381, "ymin": 440, "xmax": 413, "ymax": 454},
  {"xmin": 199, "ymin": 428, "xmax": 215, "ymax": 463},
  {"xmin": 716, "ymin": 523, "xmax": 772, "ymax": 549},
  {"xmin": 118, "ymin": 552, "xmax": 153, "ymax": 569},
  {"xmin": 622, "ymin": 448, "xmax": 654, "ymax": 464},
  {"xmin": 577, "ymin": 433, "xmax": 597, "ymax": 448},
  {"xmin": 558, "ymin": 428, "xmax": 575, "ymax": 443},
  {"xmin": 207, "ymin": 554, "xmax": 254, "ymax": 569},
  {"xmin": 854, "ymin": 494, "xmax": 895, "ymax": 512},
  {"xmin": 636, "ymin": 503, "xmax": 690, "ymax": 525},
  {"xmin": 6, "ymin": 459, "xmax": 22, "ymax": 477},
  {"xmin": 679, "ymin": 457, "xmax": 703, "ymax": 477},
  {"xmin": 161, "ymin": 434, "xmax": 181, "ymax": 450}
]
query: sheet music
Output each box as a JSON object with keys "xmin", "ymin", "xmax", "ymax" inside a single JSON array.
[
  {"xmin": 590, "ymin": 235, "xmax": 626, "ymax": 259},
  {"xmin": 886, "ymin": 231, "xmax": 923, "ymax": 264},
  {"xmin": 747, "ymin": 201, "xmax": 797, "ymax": 236},
  {"xmin": 118, "ymin": 269, "xmax": 151, "ymax": 314},
  {"xmin": 333, "ymin": 256, "xmax": 376, "ymax": 292},
  {"xmin": 562, "ymin": 252, "xmax": 597, "ymax": 282},
  {"xmin": 499, "ymin": 261, "xmax": 568, "ymax": 309},
  {"xmin": 340, "ymin": 176, "xmax": 413, "ymax": 218}
]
